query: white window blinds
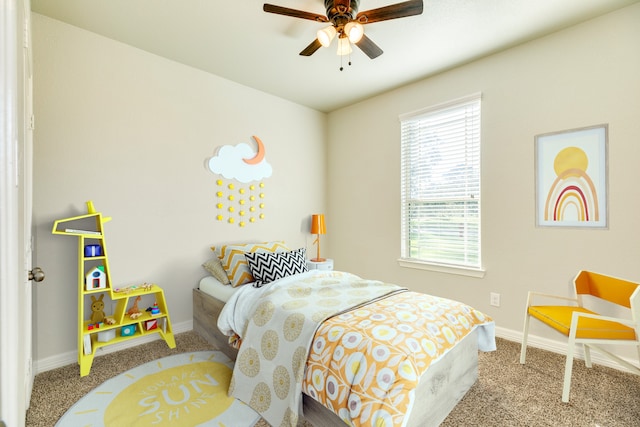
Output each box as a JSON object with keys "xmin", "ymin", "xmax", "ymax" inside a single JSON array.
[{"xmin": 400, "ymin": 93, "xmax": 481, "ymax": 269}]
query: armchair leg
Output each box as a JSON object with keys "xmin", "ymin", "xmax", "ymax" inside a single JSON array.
[
  {"xmin": 563, "ymin": 318, "xmax": 580, "ymax": 403},
  {"xmin": 562, "ymin": 342, "xmax": 575, "ymax": 403},
  {"xmin": 520, "ymin": 313, "xmax": 531, "ymax": 364},
  {"xmin": 584, "ymin": 344, "xmax": 593, "ymax": 368}
]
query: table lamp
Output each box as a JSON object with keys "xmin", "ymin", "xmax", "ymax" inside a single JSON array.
[{"xmin": 310, "ymin": 214, "xmax": 326, "ymax": 262}]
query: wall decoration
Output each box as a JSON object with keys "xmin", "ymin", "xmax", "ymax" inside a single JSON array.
[
  {"xmin": 208, "ymin": 136, "xmax": 272, "ymax": 227},
  {"xmin": 535, "ymin": 124, "xmax": 608, "ymax": 228}
]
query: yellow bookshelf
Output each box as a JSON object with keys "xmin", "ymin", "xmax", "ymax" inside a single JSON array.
[{"xmin": 53, "ymin": 201, "xmax": 175, "ymax": 376}]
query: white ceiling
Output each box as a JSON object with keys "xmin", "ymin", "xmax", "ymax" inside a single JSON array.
[{"xmin": 31, "ymin": 0, "xmax": 638, "ymax": 112}]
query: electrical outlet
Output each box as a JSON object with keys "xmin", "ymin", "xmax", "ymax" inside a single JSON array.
[{"xmin": 490, "ymin": 292, "xmax": 500, "ymax": 307}]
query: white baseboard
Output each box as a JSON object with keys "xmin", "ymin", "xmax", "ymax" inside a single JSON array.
[
  {"xmin": 34, "ymin": 321, "xmax": 637, "ymax": 376},
  {"xmin": 495, "ymin": 325, "xmax": 638, "ymax": 374},
  {"xmin": 34, "ymin": 319, "xmax": 192, "ymax": 375}
]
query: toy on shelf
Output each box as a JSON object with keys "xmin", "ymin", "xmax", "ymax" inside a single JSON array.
[
  {"xmin": 127, "ymin": 296, "xmax": 142, "ymax": 319},
  {"xmin": 144, "ymin": 319, "xmax": 158, "ymax": 331},
  {"xmin": 113, "ymin": 283, "xmax": 155, "ymax": 294},
  {"xmin": 90, "ymin": 294, "xmax": 105, "ymax": 324},
  {"xmin": 147, "ymin": 302, "xmax": 161, "ymax": 316},
  {"xmin": 97, "ymin": 329, "xmax": 115, "ymax": 342},
  {"xmin": 104, "ymin": 317, "xmax": 116, "ymax": 325},
  {"xmin": 85, "ymin": 266, "xmax": 107, "ymax": 291},
  {"xmin": 121, "ymin": 325, "xmax": 136, "ymax": 337},
  {"xmin": 84, "ymin": 244, "xmax": 102, "ymax": 257}
]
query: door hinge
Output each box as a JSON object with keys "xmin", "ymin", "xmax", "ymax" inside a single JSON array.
[
  {"xmin": 30, "ymin": 114, "xmax": 35, "ymax": 130},
  {"xmin": 23, "ymin": 19, "xmax": 29, "ymax": 49}
]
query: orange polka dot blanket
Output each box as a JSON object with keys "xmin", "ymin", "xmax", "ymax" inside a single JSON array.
[{"xmin": 303, "ymin": 290, "xmax": 494, "ymax": 426}]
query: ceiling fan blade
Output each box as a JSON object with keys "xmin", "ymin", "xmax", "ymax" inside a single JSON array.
[
  {"xmin": 355, "ymin": 34, "xmax": 383, "ymax": 59},
  {"xmin": 300, "ymin": 39, "xmax": 323, "ymax": 56},
  {"xmin": 264, "ymin": 4, "xmax": 329, "ymax": 22},
  {"xmin": 356, "ymin": 0, "xmax": 423, "ymax": 24}
]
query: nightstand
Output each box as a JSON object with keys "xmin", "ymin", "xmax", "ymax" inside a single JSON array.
[{"xmin": 307, "ymin": 259, "xmax": 334, "ymax": 271}]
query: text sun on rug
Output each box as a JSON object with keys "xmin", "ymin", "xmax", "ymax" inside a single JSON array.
[{"xmin": 56, "ymin": 351, "xmax": 261, "ymax": 427}]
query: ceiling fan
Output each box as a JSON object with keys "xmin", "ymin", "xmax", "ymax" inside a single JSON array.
[{"xmin": 263, "ymin": 0, "xmax": 424, "ymax": 60}]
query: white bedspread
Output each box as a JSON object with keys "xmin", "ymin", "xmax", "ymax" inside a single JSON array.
[
  {"xmin": 226, "ymin": 270, "xmax": 405, "ymax": 427},
  {"xmin": 217, "ymin": 274, "xmax": 277, "ymax": 339}
]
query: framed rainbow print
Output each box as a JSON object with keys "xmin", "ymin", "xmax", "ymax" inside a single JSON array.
[{"xmin": 535, "ymin": 124, "xmax": 608, "ymax": 228}]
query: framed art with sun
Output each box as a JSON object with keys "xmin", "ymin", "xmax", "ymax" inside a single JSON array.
[{"xmin": 535, "ymin": 124, "xmax": 608, "ymax": 228}]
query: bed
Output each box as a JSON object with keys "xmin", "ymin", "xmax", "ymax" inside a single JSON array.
[
  {"xmin": 193, "ymin": 272, "xmax": 495, "ymax": 427},
  {"xmin": 193, "ymin": 243, "xmax": 495, "ymax": 427}
]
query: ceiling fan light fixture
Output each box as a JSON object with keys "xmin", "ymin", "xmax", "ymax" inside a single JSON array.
[
  {"xmin": 336, "ymin": 36, "xmax": 352, "ymax": 56},
  {"xmin": 344, "ymin": 21, "xmax": 364, "ymax": 43},
  {"xmin": 317, "ymin": 26, "xmax": 337, "ymax": 47},
  {"xmin": 264, "ymin": 0, "xmax": 425, "ymax": 61}
]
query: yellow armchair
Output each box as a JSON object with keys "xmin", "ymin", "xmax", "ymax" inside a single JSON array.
[{"xmin": 520, "ymin": 270, "xmax": 640, "ymax": 402}]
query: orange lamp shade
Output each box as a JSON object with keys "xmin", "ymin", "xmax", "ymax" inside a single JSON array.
[{"xmin": 310, "ymin": 214, "xmax": 326, "ymax": 235}]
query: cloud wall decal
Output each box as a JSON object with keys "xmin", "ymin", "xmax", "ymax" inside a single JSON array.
[{"xmin": 208, "ymin": 138, "xmax": 272, "ymax": 183}]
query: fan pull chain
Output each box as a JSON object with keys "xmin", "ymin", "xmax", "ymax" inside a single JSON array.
[{"xmin": 339, "ymin": 51, "xmax": 353, "ymax": 72}]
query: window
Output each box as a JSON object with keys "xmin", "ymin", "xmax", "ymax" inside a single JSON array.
[{"xmin": 400, "ymin": 93, "xmax": 481, "ymax": 273}]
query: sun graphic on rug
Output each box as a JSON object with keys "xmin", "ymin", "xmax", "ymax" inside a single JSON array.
[{"xmin": 56, "ymin": 351, "xmax": 260, "ymax": 427}]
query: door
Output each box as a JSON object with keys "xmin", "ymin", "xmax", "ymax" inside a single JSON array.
[
  {"xmin": 0, "ymin": 1, "xmax": 35, "ymax": 426},
  {"xmin": 20, "ymin": 0, "xmax": 36, "ymax": 410}
]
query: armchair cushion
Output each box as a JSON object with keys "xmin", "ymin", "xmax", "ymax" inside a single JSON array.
[{"xmin": 528, "ymin": 305, "xmax": 637, "ymax": 340}]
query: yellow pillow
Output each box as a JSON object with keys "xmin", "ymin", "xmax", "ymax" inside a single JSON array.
[{"xmin": 212, "ymin": 241, "xmax": 290, "ymax": 287}]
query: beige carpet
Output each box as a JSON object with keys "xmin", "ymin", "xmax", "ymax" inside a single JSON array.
[{"xmin": 27, "ymin": 331, "xmax": 640, "ymax": 426}]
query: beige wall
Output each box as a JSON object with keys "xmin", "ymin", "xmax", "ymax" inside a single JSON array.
[
  {"xmin": 326, "ymin": 4, "xmax": 640, "ymax": 355},
  {"xmin": 32, "ymin": 3, "xmax": 640, "ymax": 369},
  {"xmin": 32, "ymin": 14, "xmax": 327, "ymax": 364}
]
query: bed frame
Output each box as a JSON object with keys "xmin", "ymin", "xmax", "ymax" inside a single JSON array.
[{"xmin": 193, "ymin": 287, "xmax": 478, "ymax": 426}]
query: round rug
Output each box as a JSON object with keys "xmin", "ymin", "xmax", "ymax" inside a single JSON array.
[{"xmin": 56, "ymin": 351, "xmax": 261, "ymax": 427}]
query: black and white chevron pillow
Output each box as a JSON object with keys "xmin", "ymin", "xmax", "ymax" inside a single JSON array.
[{"xmin": 245, "ymin": 248, "xmax": 308, "ymax": 287}]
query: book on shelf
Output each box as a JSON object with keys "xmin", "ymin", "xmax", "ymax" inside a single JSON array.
[
  {"xmin": 65, "ymin": 228, "xmax": 101, "ymax": 235},
  {"xmin": 83, "ymin": 334, "xmax": 92, "ymax": 355}
]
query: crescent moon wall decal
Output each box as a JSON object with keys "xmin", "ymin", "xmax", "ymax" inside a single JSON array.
[{"xmin": 243, "ymin": 135, "xmax": 266, "ymax": 165}]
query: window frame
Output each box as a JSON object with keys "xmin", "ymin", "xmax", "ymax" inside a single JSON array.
[{"xmin": 398, "ymin": 93, "xmax": 484, "ymax": 278}]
